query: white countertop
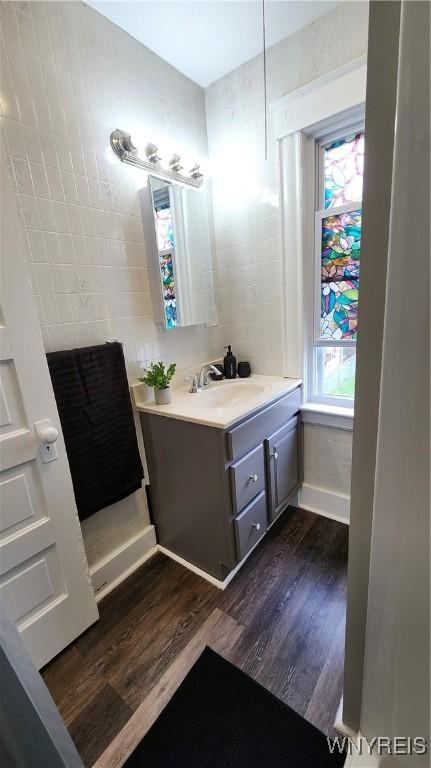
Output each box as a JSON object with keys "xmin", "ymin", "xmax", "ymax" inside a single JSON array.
[{"xmin": 131, "ymin": 374, "xmax": 302, "ymax": 429}]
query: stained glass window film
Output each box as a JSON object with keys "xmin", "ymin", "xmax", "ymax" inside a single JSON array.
[
  {"xmin": 324, "ymin": 133, "xmax": 364, "ymax": 209},
  {"xmin": 320, "ymin": 209, "xmax": 361, "ymax": 341}
]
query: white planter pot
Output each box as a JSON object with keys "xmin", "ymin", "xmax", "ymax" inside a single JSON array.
[{"xmin": 155, "ymin": 387, "xmax": 172, "ymax": 405}]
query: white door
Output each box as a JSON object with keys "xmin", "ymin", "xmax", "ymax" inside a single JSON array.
[{"xmin": 0, "ymin": 148, "xmax": 98, "ymax": 669}]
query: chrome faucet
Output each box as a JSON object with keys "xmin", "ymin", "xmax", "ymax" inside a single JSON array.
[
  {"xmin": 184, "ymin": 363, "xmax": 220, "ymax": 393},
  {"xmin": 197, "ymin": 363, "xmax": 220, "ymax": 388}
]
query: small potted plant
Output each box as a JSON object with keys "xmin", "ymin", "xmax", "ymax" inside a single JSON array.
[{"xmin": 138, "ymin": 362, "xmax": 176, "ymax": 405}]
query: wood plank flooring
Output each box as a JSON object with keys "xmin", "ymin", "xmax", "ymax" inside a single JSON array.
[
  {"xmin": 93, "ymin": 608, "xmax": 245, "ymax": 768},
  {"xmin": 42, "ymin": 507, "xmax": 348, "ymax": 767}
]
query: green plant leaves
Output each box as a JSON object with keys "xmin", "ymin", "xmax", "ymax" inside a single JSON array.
[{"xmin": 138, "ymin": 361, "xmax": 176, "ymax": 391}]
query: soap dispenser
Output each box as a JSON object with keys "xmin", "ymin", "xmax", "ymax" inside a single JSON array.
[{"xmin": 223, "ymin": 345, "xmax": 237, "ymax": 379}]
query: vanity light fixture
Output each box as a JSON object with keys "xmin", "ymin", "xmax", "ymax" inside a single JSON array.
[
  {"xmin": 145, "ymin": 142, "xmax": 161, "ymax": 163},
  {"xmin": 110, "ymin": 129, "xmax": 204, "ymax": 188},
  {"xmin": 169, "ymin": 154, "xmax": 183, "ymax": 173},
  {"xmin": 189, "ymin": 163, "xmax": 203, "ymax": 180}
]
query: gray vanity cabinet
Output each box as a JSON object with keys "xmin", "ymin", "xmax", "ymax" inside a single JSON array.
[
  {"xmin": 140, "ymin": 384, "xmax": 301, "ymax": 582},
  {"xmin": 141, "ymin": 413, "xmax": 238, "ymax": 581},
  {"xmin": 266, "ymin": 415, "xmax": 300, "ymax": 523}
]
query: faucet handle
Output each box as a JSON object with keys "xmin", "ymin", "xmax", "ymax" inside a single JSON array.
[{"xmin": 184, "ymin": 376, "xmax": 199, "ymax": 393}]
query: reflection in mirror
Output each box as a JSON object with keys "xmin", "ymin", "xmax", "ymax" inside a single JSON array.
[
  {"xmin": 140, "ymin": 176, "xmax": 216, "ymax": 330},
  {"xmin": 151, "ymin": 180, "xmax": 177, "ymax": 328}
]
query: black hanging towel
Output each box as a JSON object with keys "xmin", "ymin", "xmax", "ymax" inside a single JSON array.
[{"xmin": 47, "ymin": 342, "xmax": 144, "ymax": 521}]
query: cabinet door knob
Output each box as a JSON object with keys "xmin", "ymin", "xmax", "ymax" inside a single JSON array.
[
  {"xmin": 252, "ymin": 522, "xmax": 261, "ymax": 531},
  {"xmin": 271, "ymin": 450, "xmax": 278, "ymax": 460},
  {"xmin": 249, "ymin": 473, "xmax": 258, "ymax": 483}
]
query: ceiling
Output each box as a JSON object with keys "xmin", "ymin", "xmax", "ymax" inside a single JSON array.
[{"xmin": 88, "ymin": 1, "xmax": 338, "ymax": 87}]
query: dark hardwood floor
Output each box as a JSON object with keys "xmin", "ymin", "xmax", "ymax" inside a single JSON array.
[{"xmin": 42, "ymin": 507, "xmax": 348, "ymax": 767}]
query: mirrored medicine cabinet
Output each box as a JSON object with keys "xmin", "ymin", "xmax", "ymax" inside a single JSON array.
[{"xmin": 140, "ymin": 177, "xmax": 216, "ymax": 330}]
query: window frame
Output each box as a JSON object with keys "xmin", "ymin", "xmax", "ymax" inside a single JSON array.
[{"xmin": 306, "ymin": 122, "xmax": 364, "ymax": 409}]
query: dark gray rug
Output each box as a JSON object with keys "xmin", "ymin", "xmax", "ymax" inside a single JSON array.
[{"xmin": 123, "ymin": 646, "xmax": 345, "ymax": 767}]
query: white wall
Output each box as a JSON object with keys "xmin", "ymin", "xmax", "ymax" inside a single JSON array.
[
  {"xmin": 205, "ymin": 1, "xmax": 368, "ymax": 517},
  {"xmin": 303, "ymin": 424, "xmax": 352, "ymax": 496},
  {"xmin": 0, "ymin": 1, "xmax": 219, "ymax": 576},
  {"xmin": 357, "ymin": 2, "xmax": 430, "ymax": 760},
  {"xmin": 342, "ymin": 0, "xmax": 402, "ymax": 729},
  {"xmin": 300, "ymin": 423, "xmax": 352, "ymax": 524},
  {"xmin": 206, "ymin": 1, "xmax": 368, "ymax": 375}
]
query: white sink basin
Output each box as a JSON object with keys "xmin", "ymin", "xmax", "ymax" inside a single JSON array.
[
  {"xmin": 198, "ymin": 381, "xmax": 266, "ymax": 408},
  {"xmin": 133, "ymin": 374, "xmax": 302, "ymax": 429}
]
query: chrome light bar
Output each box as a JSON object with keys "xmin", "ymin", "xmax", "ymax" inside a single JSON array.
[{"xmin": 110, "ymin": 129, "xmax": 203, "ymax": 189}]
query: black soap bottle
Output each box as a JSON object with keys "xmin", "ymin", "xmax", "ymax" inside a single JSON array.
[{"xmin": 223, "ymin": 345, "xmax": 237, "ymax": 379}]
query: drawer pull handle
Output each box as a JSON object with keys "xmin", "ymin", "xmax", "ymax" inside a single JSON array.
[
  {"xmin": 249, "ymin": 473, "xmax": 258, "ymax": 483},
  {"xmin": 271, "ymin": 450, "xmax": 279, "ymax": 460},
  {"xmin": 252, "ymin": 522, "xmax": 261, "ymax": 531}
]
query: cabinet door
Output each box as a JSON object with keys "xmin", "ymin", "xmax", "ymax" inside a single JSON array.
[
  {"xmin": 234, "ymin": 491, "xmax": 267, "ymax": 562},
  {"xmin": 230, "ymin": 444, "xmax": 265, "ymax": 515},
  {"xmin": 266, "ymin": 416, "xmax": 300, "ymax": 522}
]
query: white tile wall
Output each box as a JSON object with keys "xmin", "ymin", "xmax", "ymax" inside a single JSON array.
[
  {"xmin": 0, "ymin": 0, "xmax": 219, "ymax": 566},
  {"xmin": 1, "ymin": 0, "xmax": 219, "ymax": 381},
  {"xmin": 303, "ymin": 424, "xmax": 352, "ymax": 497},
  {"xmin": 80, "ymin": 488, "xmax": 150, "ymax": 568},
  {"xmin": 205, "ymin": 1, "xmax": 369, "ymax": 375}
]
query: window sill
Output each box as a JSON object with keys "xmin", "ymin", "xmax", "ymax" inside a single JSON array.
[{"xmin": 301, "ymin": 402, "xmax": 354, "ymax": 431}]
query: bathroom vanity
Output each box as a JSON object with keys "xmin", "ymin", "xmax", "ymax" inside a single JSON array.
[{"xmin": 133, "ymin": 376, "xmax": 302, "ymax": 585}]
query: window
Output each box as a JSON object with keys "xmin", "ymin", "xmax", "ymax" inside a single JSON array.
[{"xmin": 309, "ymin": 129, "xmax": 365, "ymax": 406}]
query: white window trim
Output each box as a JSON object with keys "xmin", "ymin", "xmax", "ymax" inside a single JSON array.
[
  {"xmin": 307, "ymin": 346, "xmax": 358, "ymax": 410},
  {"xmin": 271, "ymin": 56, "xmax": 367, "ymax": 142},
  {"xmin": 300, "ymin": 402, "xmax": 354, "ymax": 431},
  {"xmin": 271, "ymin": 55, "xmax": 366, "ymax": 422}
]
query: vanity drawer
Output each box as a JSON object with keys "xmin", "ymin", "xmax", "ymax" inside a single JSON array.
[
  {"xmin": 230, "ymin": 443, "xmax": 265, "ymax": 514},
  {"xmin": 234, "ymin": 491, "xmax": 267, "ymax": 562},
  {"xmin": 227, "ymin": 387, "xmax": 301, "ymax": 461}
]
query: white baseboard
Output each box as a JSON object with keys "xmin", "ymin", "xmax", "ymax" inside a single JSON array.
[
  {"xmin": 334, "ymin": 703, "xmax": 382, "ymax": 767},
  {"xmin": 159, "ymin": 534, "xmax": 266, "ymax": 591},
  {"xmin": 343, "ymin": 736, "xmax": 383, "ymax": 767},
  {"xmin": 90, "ymin": 528, "xmax": 259, "ymax": 602},
  {"xmin": 158, "ymin": 546, "xmax": 227, "ymax": 589},
  {"xmin": 334, "ymin": 697, "xmax": 358, "ymax": 739},
  {"xmin": 90, "ymin": 525, "xmax": 157, "ymax": 601},
  {"xmin": 88, "ymin": 487, "xmax": 348, "ymax": 603},
  {"xmin": 299, "ymin": 483, "xmax": 350, "ymax": 524}
]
